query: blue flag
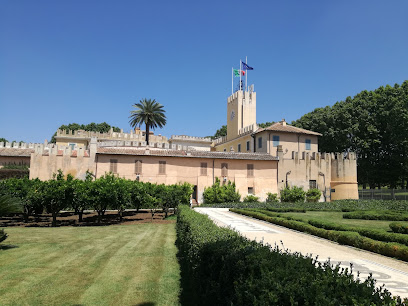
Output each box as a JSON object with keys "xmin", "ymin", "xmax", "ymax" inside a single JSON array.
[{"xmin": 241, "ymin": 62, "xmax": 254, "ymax": 70}]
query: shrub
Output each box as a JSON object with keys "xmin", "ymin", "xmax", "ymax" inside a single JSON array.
[
  {"xmin": 177, "ymin": 206, "xmax": 402, "ymax": 305},
  {"xmin": 242, "ymin": 194, "xmax": 259, "ymax": 203},
  {"xmin": 343, "ymin": 210, "xmax": 408, "ymax": 221},
  {"xmin": 280, "ymin": 186, "xmax": 305, "ymax": 202},
  {"xmin": 390, "ymin": 222, "xmax": 408, "ymax": 234},
  {"xmin": 265, "ymin": 192, "xmax": 278, "ymax": 203},
  {"xmin": 0, "ymin": 228, "xmax": 7, "ymax": 244},
  {"xmin": 306, "ymin": 188, "xmax": 321, "ymax": 202},
  {"xmin": 203, "ymin": 177, "xmax": 241, "ymax": 203},
  {"xmin": 0, "ymin": 194, "xmax": 22, "ymax": 216}
]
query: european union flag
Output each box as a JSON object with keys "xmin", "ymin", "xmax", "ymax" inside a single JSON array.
[{"xmin": 241, "ymin": 62, "xmax": 254, "ymax": 70}]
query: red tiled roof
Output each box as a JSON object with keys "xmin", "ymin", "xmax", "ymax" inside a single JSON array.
[
  {"xmin": 97, "ymin": 147, "xmax": 278, "ymax": 161},
  {"xmin": 256, "ymin": 122, "xmax": 322, "ymax": 136},
  {"xmin": 0, "ymin": 148, "xmax": 34, "ymax": 157}
]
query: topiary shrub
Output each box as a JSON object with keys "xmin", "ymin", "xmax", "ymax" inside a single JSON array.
[
  {"xmin": 280, "ymin": 186, "xmax": 306, "ymax": 202},
  {"xmin": 390, "ymin": 222, "xmax": 408, "ymax": 234},
  {"xmin": 242, "ymin": 194, "xmax": 259, "ymax": 203},
  {"xmin": 203, "ymin": 177, "xmax": 241, "ymax": 203},
  {"xmin": 266, "ymin": 192, "xmax": 278, "ymax": 203},
  {"xmin": 306, "ymin": 188, "xmax": 321, "ymax": 202}
]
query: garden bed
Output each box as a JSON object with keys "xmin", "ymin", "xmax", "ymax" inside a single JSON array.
[{"xmin": 0, "ymin": 210, "xmax": 175, "ymax": 227}]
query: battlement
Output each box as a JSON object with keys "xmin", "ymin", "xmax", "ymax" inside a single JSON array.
[
  {"xmin": 214, "ymin": 136, "xmax": 227, "ymax": 145},
  {"xmin": 0, "ymin": 141, "xmax": 50, "ymax": 149},
  {"xmin": 238, "ymin": 124, "xmax": 257, "ymax": 136},
  {"xmin": 170, "ymin": 135, "xmax": 212, "ymax": 143},
  {"xmin": 285, "ymin": 151, "xmax": 357, "ymax": 161},
  {"xmin": 55, "ymin": 128, "xmax": 168, "ymax": 143}
]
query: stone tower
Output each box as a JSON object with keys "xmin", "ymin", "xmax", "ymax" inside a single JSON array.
[{"xmin": 226, "ymin": 88, "xmax": 257, "ymax": 141}]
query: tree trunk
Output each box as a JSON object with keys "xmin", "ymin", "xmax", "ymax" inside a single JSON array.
[
  {"xmin": 97, "ymin": 211, "xmax": 102, "ymax": 224},
  {"xmin": 78, "ymin": 210, "xmax": 83, "ymax": 222},
  {"xmin": 118, "ymin": 210, "xmax": 123, "ymax": 222},
  {"xmin": 146, "ymin": 124, "xmax": 150, "ymax": 146},
  {"xmin": 52, "ymin": 212, "xmax": 57, "ymax": 227}
]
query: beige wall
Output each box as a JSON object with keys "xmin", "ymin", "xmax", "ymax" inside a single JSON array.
[
  {"xmin": 214, "ymin": 134, "xmax": 253, "ymax": 153},
  {"xmin": 227, "ymin": 90, "xmax": 257, "ymax": 141},
  {"xmin": 55, "ymin": 139, "xmax": 89, "ymax": 149},
  {"xmin": 96, "ymin": 154, "xmax": 278, "ymax": 203},
  {"xmin": 330, "ymin": 153, "xmax": 358, "ymax": 200}
]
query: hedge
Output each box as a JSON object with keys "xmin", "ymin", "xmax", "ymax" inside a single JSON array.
[
  {"xmin": 390, "ymin": 222, "xmax": 408, "ymax": 234},
  {"xmin": 343, "ymin": 210, "xmax": 408, "ymax": 221},
  {"xmin": 0, "ymin": 169, "xmax": 29, "ymax": 180},
  {"xmin": 177, "ymin": 206, "xmax": 403, "ymax": 305},
  {"xmin": 200, "ymin": 199, "xmax": 408, "ymax": 211},
  {"xmin": 232, "ymin": 209, "xmax": 408, "ymax": 263}
]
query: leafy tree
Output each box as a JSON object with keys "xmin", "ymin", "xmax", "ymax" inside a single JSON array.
[
  {"xmin": 203, "ymin": 178, "xmax": 241, "ymax": 203},
  {"xmin": 280, "ymin": 186, "xmax": 306, "ymax": 202},
  {"xmin": 306, "ymin": 188, "xmax": 322, "ymax": 202},
  {"xmin": 0, "ymin": 194, "xmax": 22, "ymax": 216},
  {"xmin": 257, "ymin": 121, "xmax": 275, "ymax": 128},
  {"xmin": 71, "ymin": 172, "xmax": 94, "ymax": 222},
  {"xmin": 266, "ymin": 192, "xmax": 279, "ymax": 203},
  {"xmin": 129, "ymin": 99, "xmax": 167, "ymax": 145},
  {"xmin": 0, "ymin": 137, "xmax": 8, "ymax": 143},
  {"xmin": 50, "ymin": 122, "xmax": 121, "ymax": 143},
  {"xmin": 212, "ymin": 125, "xmax": 227, "ymax": 139},
  {"xmin": 242, "ymin": 194, "xmax": 259, "ymax": 202}
]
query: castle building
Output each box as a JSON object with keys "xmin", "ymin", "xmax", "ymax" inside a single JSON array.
[{"xmin": 1, "ymin": 84, "xmax": 358, "ymax": 203}]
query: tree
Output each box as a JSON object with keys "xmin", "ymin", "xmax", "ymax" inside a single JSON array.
[
  {"xmin": 0, "ymin": 138, "xmax": 8, "ymax": 143},
  {"xmin": 212, "ymin": 125, "xmax": 227, "ymax": 139},
  {"xmin": 129, "ymin": 99, "xmax": 167, "ymax": 145},
  {"xmin": 50, "ymin": 122, "xmax": 121, "ymax": 143}
]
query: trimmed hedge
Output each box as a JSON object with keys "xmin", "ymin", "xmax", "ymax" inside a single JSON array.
[
  {"xmin": 200, "ymin": 199, "xmax": 408, "ymax": 211},
  {"xmin": 390, "ymin": 222, "xmax": 408, "ymax": 234},
  {"xmin": 343, "ymin": 210, "xmax": 408, "ymax": 221},
  {"xmin": 232, "ymin": 209, "xmax": 408, "ymax": 263},
  {"xmin": 0, "ymin": 169, "xmax": 29, "ymax": 180},
  {"xmin": 177, "ymin": 206, "xmax": 402, "ymax": 305}
]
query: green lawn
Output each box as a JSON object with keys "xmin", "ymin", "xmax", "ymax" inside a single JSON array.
[
  {"xmin": 283, "ymin": 211, "xmax": 408, "ymax": 232},
  {"xmin": 0, "ymin": 224, "xmax": 180, "ymax": 306}
]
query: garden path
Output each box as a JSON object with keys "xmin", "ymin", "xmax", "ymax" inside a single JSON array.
[{"xmin": 195, "ymin": 207, "xmax": 408, "ymax": 299}]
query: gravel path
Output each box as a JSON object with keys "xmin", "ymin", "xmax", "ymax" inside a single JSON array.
[{"xmin": 195, "ymin": 207, "xmax": 408, "ymax": 299}]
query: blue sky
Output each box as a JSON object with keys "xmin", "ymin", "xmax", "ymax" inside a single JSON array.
[{"xmin": 1, "ymin": 0, "xmax": 408, "ymax": 143}]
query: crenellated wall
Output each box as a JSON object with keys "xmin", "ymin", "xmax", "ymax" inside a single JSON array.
[{"xmin": 276, "ymin": 146, "xmax": 358, "ymax": 201}]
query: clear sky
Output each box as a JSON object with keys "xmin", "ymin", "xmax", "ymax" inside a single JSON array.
[{"xmin": 1, "ymin": 0, "xmax": 408, "ymax": 143}]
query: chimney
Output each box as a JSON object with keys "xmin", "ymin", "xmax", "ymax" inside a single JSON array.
[{"xmin": 281, "ymin": 119, "xmax": 287, "ymax": 126}]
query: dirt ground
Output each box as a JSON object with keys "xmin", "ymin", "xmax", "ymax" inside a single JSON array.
[{"xmin": 0, "ymin": 210, "xmax": 176, "ymax": 227}]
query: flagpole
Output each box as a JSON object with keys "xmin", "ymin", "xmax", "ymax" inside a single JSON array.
[
  {"xmin": 239, "ymin": 59, "xmax": 242, "ymax": 91},
  {"xmin": 231, "ymin": 67, "xmax": 233, "ymax": 95},
  {"xmin": 246, "ymin": 56, "xmax": 248, "ymax": 92}
]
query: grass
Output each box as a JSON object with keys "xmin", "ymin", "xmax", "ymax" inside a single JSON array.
[
  {"xmin": 0, "ymin": 224, "xmax": 180, "ymax": 306},
  {"xmin": 278, "ymin": 211, "xmax": 408, "ymax": 232}
]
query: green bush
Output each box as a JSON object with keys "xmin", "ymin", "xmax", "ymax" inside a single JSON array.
[
  {"xmin": 266, "ymin": 192, "xmax": 278, "ymax": 203},
  {"xmin": 203, "ymin": 177, "xmax": 240, "ymax": 203},
  {"xmin": 0, "ymin": 194, "xmax": 22, "ymax": 216},
  {"xmin": 343, "ymin": 210, "xmax": 408, "ymax": 221},
  {"xmin": 280, "ymin": 186, "xmax": 306, "ymax": 202},
  {"xmin": 390, "ymin": 222, "xmax": 408, "ymax": 234},
  {"xmin": 242, "ymin": 194, "xmax": 259, "ymax": 203},
  {"xmin": 0, "ymin": 228, "xmax": 7, "ymax": 244},
  {"xmin": 177, "ymin": 206, "xmax": 402, "ymax": 305},
  {"xmin": 306, "ymin": 188, "xmax": 321, "ymax": 202}
]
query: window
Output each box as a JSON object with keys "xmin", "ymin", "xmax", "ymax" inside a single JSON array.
[
  {"xmin": 221, "ymin": 163, "xmax": 228, "ymax": 177},
  {"xmin": 200, "ymin": 162, "xmax": 207, "ymax": 176},
  {"xmin": 135, "ymin": 160, "xmax": 142, "ymax": 174},
  {"xmin": 248, "ymin": 187, "xmax": 254, "ymax": 195},
  {"xmin": 237, "ymin": 144, "xmax": 241, "ymax": 152},
  {"xmin": 309, "ymin": 180, "xmax": 317, "ymax": 189},
  {"xmin": 247, "ymin": 164, "xmax": 254, "ymax": 177},
  {"xmin": 110, "ymin": 159, "xmax": 118, "ymax": 173},
  {"xmin": 305, "ymin": 139, "xmax": 311, "ymax": 150},
  {"xmin": 159, "ymin": 161, "xmax": 166, "ymax": 174},
  {"xmin": 258, "ymin": 137, "xmax": 262, "ymax": 148},
  {"xmin": 246, "ymin": 141, "xmax": 250, "ymax": 151},
  {"xmin": 224, "ymin": 148, "xmax": 226, "ymax": 152},
  {"xmin": 273, "ymin": 135, "xmax": 280, "ymax": 147},
  {"xmin": 69, "ymin": 143, "xmax": 76, "ymax": 150}
]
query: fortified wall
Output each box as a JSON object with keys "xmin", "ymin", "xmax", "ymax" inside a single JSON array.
[{"xmin": 276, "ymin": 146, "xmax": 358, "ymax": 201}]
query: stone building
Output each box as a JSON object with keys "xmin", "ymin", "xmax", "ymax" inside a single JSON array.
[{"xmin": 1, "ymin": 84, "xmax": 358, "ymax": 203}]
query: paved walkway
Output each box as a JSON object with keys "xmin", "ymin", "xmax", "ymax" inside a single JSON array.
[{"xmin": 195, "ymin": 208, "xmax": 408, "ymax": 299}]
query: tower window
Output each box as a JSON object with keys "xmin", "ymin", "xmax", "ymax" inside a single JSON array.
[
  {"xmin": 258, "ymin": 137, "xmax": 262, "ymax": 148},
  {"xmin": 247, "ymin": 164, "xmax": 254, "ymax": 177},
  {"xmin": 246, "ymin": 141, "xmax": 250, "ymax": 151},
  {"xmin": 221, "ymin": 163, "xmax": 228, "ymax": 177},
  {"xmin": 273, "ymin": 135, "xmax": 280, "ymax": 147},
  {"xmin": 200, "ymin": 162, "xmax": 207, "ymax": 176},
  {"xmin": 159, "ymin": 161, "xmax": 166, "ymax": 174},
  {"xmin": 305, "ymin": 139, "xmax": 311, "ymax": 150},
  {"xmin": 134, "ymin": 160, "xmax": 142, "ymax": 174},
  {"xmin": 110, "ymin": 159, "xmax": 118, "ymax": 173}
]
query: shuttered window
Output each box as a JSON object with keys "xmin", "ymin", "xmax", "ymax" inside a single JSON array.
[
  {"xmin": 247, "ymin": 164, "xmax": 254, "ymax": 177},
  {"xmin": 221, "ymin": 163, "xmax": 228, "ymax": 177},
  {"xmin": 200, "ymin": 162, "xmax": 207, "ymax": 176},
  {"xmin": 159, "ymin": 161, "xmax": 166, "ymax": 174},
  {"xmin": 110, "ymin": 159, "xmax": 118, "ymax": 173},
  {"xmin": 135, "ymin": 160, "xmax": 142, "ymax": 174}
]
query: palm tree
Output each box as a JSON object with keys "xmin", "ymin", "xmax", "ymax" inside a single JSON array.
[{"xmin": 129, "ymin": 99, "xmax": 167, "ymax": 145}]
